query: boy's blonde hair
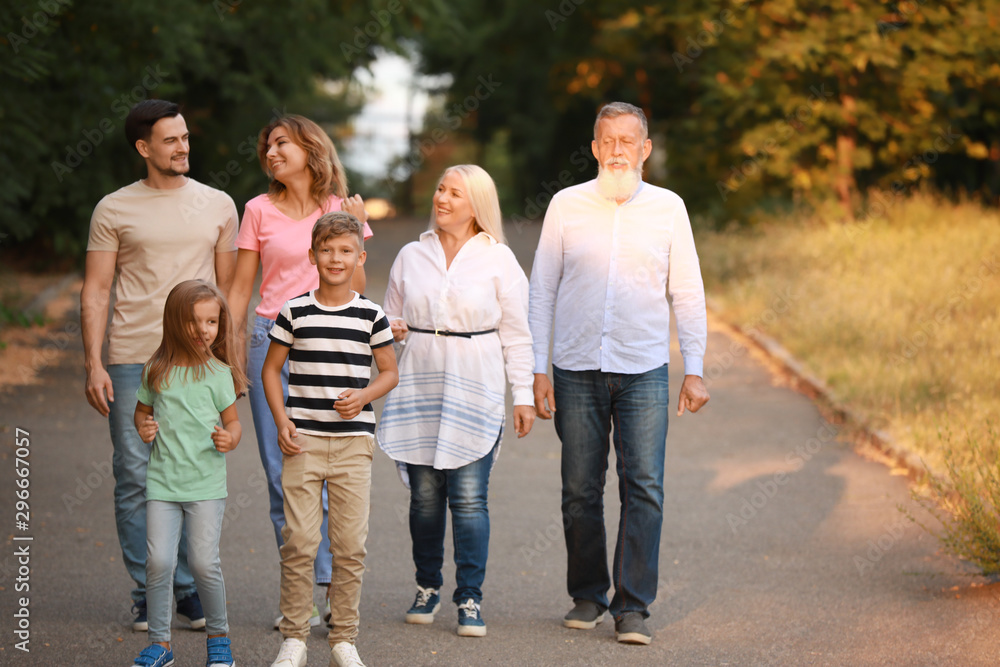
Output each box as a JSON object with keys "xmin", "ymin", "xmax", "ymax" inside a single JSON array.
[{"xmin": 312, "ymin": 211, "xmax": 364, "ymax": 251}]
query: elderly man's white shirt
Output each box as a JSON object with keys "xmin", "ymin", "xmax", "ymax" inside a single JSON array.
[{"xmin": 528, "ymin": 179, "xmax": 706, "ymax": 377}]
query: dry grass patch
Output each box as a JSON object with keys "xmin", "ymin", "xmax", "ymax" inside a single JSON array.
[{"xmin": 696, "ymin": 194, "xmax": 1000, "ymax": 472}]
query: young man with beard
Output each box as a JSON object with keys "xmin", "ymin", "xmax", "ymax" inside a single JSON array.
[
  {"xmin": 81, "ymin": 99, "xmax": 238, "ymax": 633},
  {"xmin": 528, "ymin": 101, "xmax": 710, "ymax": 645}
]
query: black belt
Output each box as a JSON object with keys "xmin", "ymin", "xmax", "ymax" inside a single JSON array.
[{"xmin": 408, "ymin": 326, "xmax": 498, "ymax": 339}]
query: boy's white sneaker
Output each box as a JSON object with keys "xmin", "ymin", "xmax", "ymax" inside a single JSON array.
[
  {"xmin": 331, "ymin": 641, "xmax": 366, "ymax": 667},
  {"xmin": 270, "ymin": 638, "xmax": 307, "ymax": 667}
]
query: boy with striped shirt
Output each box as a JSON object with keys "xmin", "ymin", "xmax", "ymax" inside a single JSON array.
[{"xmin": 262, "ymin": 212, "xmax": 398, "ymax": 667}]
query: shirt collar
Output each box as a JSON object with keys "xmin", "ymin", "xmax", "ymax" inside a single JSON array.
[{"xmin": 420, "ymin": 229, "xmax": 497, "ymax": 245}]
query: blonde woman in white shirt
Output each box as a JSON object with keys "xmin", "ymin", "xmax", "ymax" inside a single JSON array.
[{"xmin": 377, "ymin": 164, "xmax": 536, "ymax": 637}]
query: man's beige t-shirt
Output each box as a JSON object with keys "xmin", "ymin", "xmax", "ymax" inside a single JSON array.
[{"xmin": 86, "ymin": 178, "xmax": 238, "ymax": 365}]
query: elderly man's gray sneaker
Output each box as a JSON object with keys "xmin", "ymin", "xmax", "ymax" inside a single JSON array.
[
  {"xmin": 563, "ymin": 600, "xmax": 606, "ymax": 629},
  {"xmin": 614, "ymin": 612, "xmax": 652, "ymax": 645}
]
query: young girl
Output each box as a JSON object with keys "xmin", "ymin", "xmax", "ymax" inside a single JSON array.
[{"xmin": 130, "ymin": 280, "xmax": 248, "ymax": 667}]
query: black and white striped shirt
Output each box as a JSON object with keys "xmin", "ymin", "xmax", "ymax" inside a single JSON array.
[{"xmin": 269, "ymin": 291, "xmax": 393, "ymax": 436}]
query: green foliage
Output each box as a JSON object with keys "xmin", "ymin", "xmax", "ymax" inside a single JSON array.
[
  {"xmin": 1, "ymin": 0, "xmax": 405, "ymax": 260},
  {"xmin": 903, "ymin": 427, "xmax": 1000, "ymax": 576},
  {"xmin": 4, "ymin": 1, "xmax": 999, "ymax": 251},
  {"xmin": 703, "ymin": 0, "xmax": 1000, "ymax": 214},
  {"xmin": 0, "ymin": 303, "xmax": 46, "ymax": 328},
  {"xmin": 0, "ymin": 279, "xmax": 46, "ymax": 351},
  {"xmin": 406, "ymin": 0, "xmax": 1000, "ymax": 221}
]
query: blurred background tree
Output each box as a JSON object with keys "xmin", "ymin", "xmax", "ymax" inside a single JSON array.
[
  {"xmin": 0, "ymin": 0, "xmax": 400, "ymax": 264},
  {"xmin": 2, "ymin": 0, "xmax": 998, "ymax": 264},
  {"xmin": 406, "ymin": 0, "xmax": 1000, "ymax": 223}
]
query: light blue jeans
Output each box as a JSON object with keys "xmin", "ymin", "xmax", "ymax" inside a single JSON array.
[
  {"xmin": 247, "ymin": 315, "xmax": 333, "ymax": 584},
  {"xmin": 107, "ymin": 364, "xmax": 196, "ymax": 603},
  {"xmin": 146, "ymin": 499, "xmax": 228, "ymax": 641}
]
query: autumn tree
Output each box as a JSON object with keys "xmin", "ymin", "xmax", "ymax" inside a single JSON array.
[{"xmin": 407, "ymin": 0, "xmax": 1000, "ymax": 222}]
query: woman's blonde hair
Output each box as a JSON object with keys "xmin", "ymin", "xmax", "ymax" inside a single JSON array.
[
  {"xmin": 142, "ymin": 280, "xmax": 248, "ymax": 396},
  {"xmin": 429, "ymin": 164, "xmax": 506, "ymax": 244},
  {"xmin": 257, "ymin": 115, "xmax": 349, "ymax": 212}
]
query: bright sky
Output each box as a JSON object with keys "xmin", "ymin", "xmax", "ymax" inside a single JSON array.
[{"xmin": 339, "ymin": 52, "xmax": 451, "ymax": 178}]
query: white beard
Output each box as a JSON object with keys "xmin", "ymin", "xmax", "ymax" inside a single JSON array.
[{"xmin": 596, "ymin": 162, "xmax": 642, "ymax": 201}]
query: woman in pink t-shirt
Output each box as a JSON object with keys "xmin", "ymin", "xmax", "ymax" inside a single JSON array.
[{"xmin": 227, "ymin": 115, "xmax": 373, "ymax": 627}]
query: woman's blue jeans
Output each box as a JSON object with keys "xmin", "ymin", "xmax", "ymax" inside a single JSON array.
[
  {"xmin": 247, "ymin": 315, "xmax": 332, "ymax": 584},
  {"xmin": 406, "ymin": 443, "xmax": 496, "ymax": 604},
  {"xmin": 553, "ymin": 364, "xmax": 669, "ymax": 620}
]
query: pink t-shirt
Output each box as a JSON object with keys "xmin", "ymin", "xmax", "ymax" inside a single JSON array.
[{"xmin": 236, "ymin": 194, "xmax": 374, "ymax": 319}]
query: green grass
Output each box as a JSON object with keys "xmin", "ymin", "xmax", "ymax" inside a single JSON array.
[{"xmin": 696, "ymin": 193, "xmax": 1000, "ymax": 472}]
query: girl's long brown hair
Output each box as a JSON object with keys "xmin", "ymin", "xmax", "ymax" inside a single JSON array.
[
  {"xmin": 256, "ymin": 114, "xmax": 349, "ymax": 213},
  {"xmin": 142, "ymin": 280, "xmax": 249, "ymax": 396}
]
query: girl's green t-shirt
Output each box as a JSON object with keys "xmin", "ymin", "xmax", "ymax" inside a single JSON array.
[{"xmin": 137, "ymin": 360, "xmax": 237, "ymax": 502}]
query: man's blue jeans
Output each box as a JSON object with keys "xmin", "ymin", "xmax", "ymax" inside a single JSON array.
[
  {"xmin": 553, "ymin": 364, "xmax": 669, "ymax": 620},
  {"xmin": 247, "ymin": 315, "xmax": 333, "ymax": 584},
  {"xmin": 107, "ymin": 364, "xmax": 196, "ymax": 603},
  {"xmin": 406, "ymin": 443, "xmax": 496, "ymax": 604}
]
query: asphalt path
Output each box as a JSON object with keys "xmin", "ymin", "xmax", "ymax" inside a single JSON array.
[{"xmin": 1, "ymin": 217, "xmax": 998, "ymax": 666}]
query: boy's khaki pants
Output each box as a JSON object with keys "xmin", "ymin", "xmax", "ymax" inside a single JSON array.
[{"xmin": 278, "ymin": 433, "xmax": 374, "ymax": 645}]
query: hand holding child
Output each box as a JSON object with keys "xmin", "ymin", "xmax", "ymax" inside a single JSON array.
[
  {"xmin": 334, "ymin": 389, "xmax": 366, "ymax": 420},
  {"xmin": 212, "ymin": 425, "xmax": 237, "ymax": 453},
  {"xmin": 138, "ymin": 415, "xmax": 159, "ymax": 443}
]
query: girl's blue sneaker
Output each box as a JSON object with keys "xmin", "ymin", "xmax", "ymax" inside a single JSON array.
[
  {"xmin": 206, "ymin": 636, "xmax": 235, "ymax": 667},
  {"xmin": 130, "ymin": 644, "xmax": 174, "ymax": 667}
]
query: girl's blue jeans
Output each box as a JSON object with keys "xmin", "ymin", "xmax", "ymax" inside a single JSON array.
[
  {"xmin": 247, "ymin": 315, "xmax": 333, "ymax": 584},
  {"xmin": 146, "ymin": 498, "xmax": 228, "ymax": 642}
]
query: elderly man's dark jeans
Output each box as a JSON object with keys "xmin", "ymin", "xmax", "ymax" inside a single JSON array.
[{"xmin": 553, "ymin": 364, "xmax": 669, "ymax": 619}]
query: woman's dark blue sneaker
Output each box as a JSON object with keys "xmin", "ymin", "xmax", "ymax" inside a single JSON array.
[
  {"xmin": 456, "ymin": 598, "xmax": 486, "ymax": 637},
  {"xmin": 405, "ymin": 586, "xmax": 441, "ymax": 625}
]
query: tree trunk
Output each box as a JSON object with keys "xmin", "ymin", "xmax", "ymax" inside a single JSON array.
[{"xmin": 836, "ymin": 93, "xmax": 858, "ymax": 220}]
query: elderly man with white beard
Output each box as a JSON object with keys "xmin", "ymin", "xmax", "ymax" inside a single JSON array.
[{"xmin": 528, "ymin": 101, "xmax": 710, "ymax": 646}]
